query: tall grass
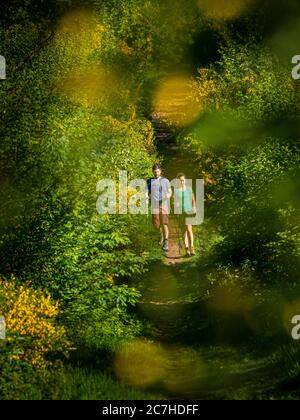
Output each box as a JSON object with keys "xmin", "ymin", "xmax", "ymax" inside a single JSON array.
[{"xmin": 57, "ymin": 367, "xmax": 161, "ymax": 400}]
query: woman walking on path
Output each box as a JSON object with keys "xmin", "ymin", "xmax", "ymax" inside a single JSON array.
[{"xmin": 174, "ymin": 173, "xmax": 197, "ymax": 257}]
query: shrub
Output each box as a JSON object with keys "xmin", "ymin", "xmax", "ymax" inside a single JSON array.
[
  {"xmin": 63, "ymin": 279, "xmax": 143, "ymax": 356},
  {"xmin": 211, "ymin": 138, "xmax": 300, "ymax": 284},
  {"xmin": 210, "ymin": 36, "xmax": 296, "ymax": 122},
  {"xmin": 0, "ymin": 278, "xmax": 73, "ymax": 368}
]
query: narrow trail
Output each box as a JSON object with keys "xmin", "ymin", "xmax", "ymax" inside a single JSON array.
[
  {"xmin": 155, "ymin": 119, "xmax": 198, "ymax": 267},
  {"xmin": 131, "ymin": 119, "xmax": 286, "ymax": 400},
  {"xmin": 164, "ymin": 215, "xmax": 183, "ymax": 266}
]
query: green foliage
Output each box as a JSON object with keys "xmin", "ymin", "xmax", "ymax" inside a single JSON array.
[
  {"xmin": 98, "ymin": 0, "xmax": 199, "ymax": 73},
  {"xmin": 0, "ymin": 340, "xmax": 66, "ymax": 400},
  {"xmin": 0, "ymin": 6, "xmax": 158, "ymax": 290},
  {"xmin": 63, "ymin": 280, "xmax": 142, "ymax": 354},
  {"xmin": 0, "ymin": 0, "xmax": 159, "ymax": 375},
  {"xmin": 0, "ymin": 350, "xmax": 158, "ymax": 400},
  {"xmin": 180, "ymin": 31, "xmax": 300, "ymax": 289},
  {"xmin": 214, "ymin": 139, "xmax": 300, "ymax": 283},
  {"xmin": 56, "ymin": 366, "xmax": 160, "ymax": 400},
  {"xmin": 211, "ymin": 36, "xmax": 296, "ymax": 122},
  {"xmin": 97, "ymin": 0, "xmax": 200, "ymax": 112},
  {"xmin": 271, "ymin": 344, "xmax": 300, "ymax": 382},
  {"xmin": 2, "ymin": 0, "xmax": 300, "ymax": 401}
]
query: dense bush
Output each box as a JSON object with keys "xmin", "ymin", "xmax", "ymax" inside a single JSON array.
[
  {"xmin": 62, "ymin": 279, "xmax": 143, "ymax": 355},
  {"xmin": 210, "ymin": 37, "xmax": 296, "ymax": 122},
  {"xmin": 213, "ymin": 138, "xmax": 300, "ymax": 284},
  {"xmin": 179, "ymin": 33, "xmax": 300, "ymax": 291},
  {"xmin": 0, "ymin": 355, "xmax": 66, "ymax": 400},
  {"xmin": 0, "ymin": 278, "xmax": 72, "ymax": 367}
]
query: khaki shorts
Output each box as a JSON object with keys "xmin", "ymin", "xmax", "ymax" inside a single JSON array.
[{"xmin": 152, "ymin": 205, "xmax": 169, "ymax": 230}]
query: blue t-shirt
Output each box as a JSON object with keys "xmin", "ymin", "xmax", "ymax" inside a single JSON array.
[{"xmin": 146, "ymin": 177, "xmax": 171, "ymax": 204}]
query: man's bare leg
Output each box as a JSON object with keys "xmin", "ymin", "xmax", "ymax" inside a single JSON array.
[
  {"xmin": 163, "ymin": 224, "xmax": 169, "ymax": 240},
  {"xmin": 159, "ymin": 227, "xmax": 164, "ymax": 245},
  {"xmin": 162, "ymin": 224, "xmax": 169, "ymax": 251}
]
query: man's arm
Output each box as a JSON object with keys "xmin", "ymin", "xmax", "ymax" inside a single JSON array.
[
  {"xmin": 145, "ymin": 179, "xmax": 151, "ymax": 204},
  {"xmin": 166, "ymin": 179, "xmax": 172, "ymax": 199}
]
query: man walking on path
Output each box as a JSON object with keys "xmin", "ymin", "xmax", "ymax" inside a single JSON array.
[{"xmin": 146, "ymin": 164, "xmax": 172, "ymax": 252}]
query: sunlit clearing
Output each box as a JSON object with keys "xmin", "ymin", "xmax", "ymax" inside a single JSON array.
[
  {"xmin": 153, "ymin": 75, "xmax": 204, "ymax": 128},
  {"xmin": 198, "ymin": 0, "xmax": 253, "ymax": 21},
  {"xmin": 56, "ymin": 63, "xmax": 118, "ymax": 107},
  {"xmin": 55, "ymin": 9, "xmax": 105, "ymax": 61},
  {"xmin": 163, "ymin": 346, "xmax": 205, "ymax": 394},
  {"xmin": 245, "ymin": 291, "xmax": 287, "ymax": 337},
  {"xmin": 114, "ymin": 339, "xmax": 167, "ymax": 388}
]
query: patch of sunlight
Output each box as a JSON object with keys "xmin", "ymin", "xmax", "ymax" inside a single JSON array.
[
  {"xmin": 207, "ymin": 284, "xmax": 255, "ymax": 315},
  {"xmin": 163, "ymin": 346, "xmax": 206, "ymax": 394},
  {"xmin": 198, "ymin": 0, "xmax": 253, "ymax": 21},
  {"xmin": 54, "ymin": 9, "xmax": 117, "ymax": 107},
  {"xmin": 56, "ymin": 63, "xmax": 118, "ymax": 107},
  {"xmin": 55, "ymin": 9, "xmax": 105, "ymax": 62},
  {"xmin": 153, "ymin": 75, "xmax": 204, "ymax": 128},
  {"xmin": 114, "ymin": 339, "xmax": 167, "ymax": 388}
]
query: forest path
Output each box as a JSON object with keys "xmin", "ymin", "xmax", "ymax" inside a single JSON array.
[
  {"xmin": 154, "ymin": 120, "xmax": 199, "ymax": 267},
  {"xmin": 164, "ymin": 215, "xmax": 183, "ymax": 265},
  {"xmin": 130, "ymin": 120, "xmax": 284, "ymax": 400}
]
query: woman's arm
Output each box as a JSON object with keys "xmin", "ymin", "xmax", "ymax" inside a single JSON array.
[{"xmin": 191, "ymin": 190, "xmax": 196, "ymax": 212}]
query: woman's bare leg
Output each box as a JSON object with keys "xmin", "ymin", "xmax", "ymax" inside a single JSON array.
[
  {"xmin": 184, "ymin": 230, "xmax": 189, "ymax": 248},
  {"xmin": 187, "ymin": 225, "xmax": 194, "ymax": 249}
]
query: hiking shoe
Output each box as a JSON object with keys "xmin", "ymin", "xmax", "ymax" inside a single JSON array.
[
  {"xmin": 162, "ymin": 240, "xmax": 169, "ymax": 252},
  {"xmin": 190, "ymin": 247, "xmax": 196, "ymax": 256},
  {"xmin": 185, "ymin": 247, "xmax": 191, "ymax": 257}
]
